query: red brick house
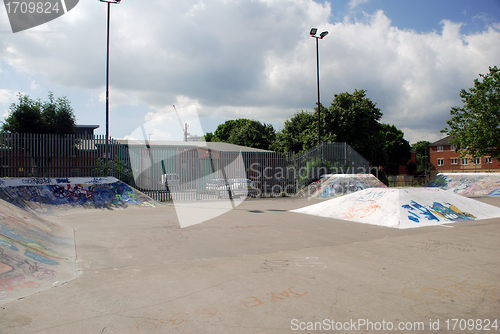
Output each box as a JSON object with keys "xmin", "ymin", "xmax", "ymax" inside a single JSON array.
[{"xmin": 429, "ymin": 135, "xmax": 500, "ymax": 176}]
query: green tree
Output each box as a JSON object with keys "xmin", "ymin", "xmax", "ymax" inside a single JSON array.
[
  {"xmin": 442, "ymin": 66, "xmax": 500, "ymax": 159},
  {"xmin": 203, "ymin": 132, "xmax": 215, "ymax": 142},
  {"xmin": 325, "ymin": 90, "xmax": 384, "ymax": 166},
  {"xmin": 2, "ymin": 92, "xmax": 76, "ymax": 134},
  {"xmin": 272, "ymin": 109, "xmax": 321, "ymax": 153},
  {"xmin": 211, "ymin": 118, "xmax": 276, "ymax": 150},
  {"xmin": 379, "ymin": 123, "xmax": 411, "ymax": 175},
  {"xmin": 412, "ymin": 141, "xmax": 431, "ymax": 175},
  {"xmin": 95, "ymin": 155, "xmax": 134, "ymax": 185},
  {"xmin": 1, "ymin": 92, "xmax": 77, "ymax": 177},
  {"xmin": 273, "ymin": 90, "xmax": 387, "ymax": 166}
]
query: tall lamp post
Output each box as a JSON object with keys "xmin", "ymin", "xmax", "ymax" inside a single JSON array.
[
  {"xmin": 100, "ymin": 0, "xmax": 121, "ymax": 176},
  {"xmin": 310, "ymin": 28, "xmax": 328, "ymax": 146}
]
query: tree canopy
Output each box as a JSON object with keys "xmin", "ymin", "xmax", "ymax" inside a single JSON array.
[
  {"xmin": 442, "ymin": 66, "xmax": 500, "ymax": 159},
  {"xmin": 207, "ymin": 90, "xmax": 413, "ymax": 172},
  {"xmin": 412, "ymin": 141, "xmax": 431, "ymax": 175},
  {"xmin": 274, "ymin": 89, "xmax": 392, "ymax": 166},
  {"xmin": 324, "ymin": 89, "xmax": 385, "ymax": 166},
  {"xmin": 272, "ymin": 109, "xmax": 320, "ymax": 153},
  {"xmin": 205, "ymin": 118, "xmax": 276, "ymax": 150},
  {"xmin": 379, "ymin": 123, "xmax": 411, "ymax": 174},
  {"xmin": 2, "ymin": 92, "xmax": 76, "ymax": 134}
]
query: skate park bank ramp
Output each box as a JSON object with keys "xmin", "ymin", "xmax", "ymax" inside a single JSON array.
[
  {"xmin": 295, "ymin": 174, "xmax": 386, "ymax": 199},
  {"xmin": 0, "ymin": 177, "xmax": 158, "ymax": 304},
  {"xmin": 0, "ymin": 177, "xmax": 158, "ymax": 214},
  {"xmin": 291, "ymin": 187, "xmax": 500, "ymax": 229},
  {"xmin": 0, "ymin": 198, "xmax": 76, "ymax": 304},
  {"xmin": 425, "ymin": 172, "xmax": 500, "ymax": 197}
]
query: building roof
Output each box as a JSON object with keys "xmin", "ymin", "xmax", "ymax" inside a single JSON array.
[
  {"xmin": 115, "ymin": 139, "xmax": 273, "ymax": 153},
  {"xmin": 429, "ymin": 135, "xmax": 452, "ymax": 147},
  {"xmin": 75, "ymin": 125, "xmax": 100, "ymax": 129}
]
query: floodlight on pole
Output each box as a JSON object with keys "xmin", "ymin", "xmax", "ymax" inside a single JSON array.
[
  {"xmin": 100, "ymin": 0, "xmax": 122, "ymax": 176},
  {"xmin": 310, "ymin": 28, "xmax": 328, "ymax": 146}
]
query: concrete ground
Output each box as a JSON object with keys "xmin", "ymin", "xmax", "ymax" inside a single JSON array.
[{"xmin": 1, "ymin": 196, "xmax": 499, "ymax": 333}]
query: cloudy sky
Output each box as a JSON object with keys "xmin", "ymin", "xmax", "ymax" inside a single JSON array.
[{"xmin": 1, "ymin": 0, "xmax": 499, "ymax": 145}]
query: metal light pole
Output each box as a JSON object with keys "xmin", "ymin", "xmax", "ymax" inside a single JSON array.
[
  {"xmin": 100, "ymin": 0, "xmax": 121, "ymax": 176},
  {"xmin": 310, "ymin": 28, "xmax": 328, "ymax": 146}
]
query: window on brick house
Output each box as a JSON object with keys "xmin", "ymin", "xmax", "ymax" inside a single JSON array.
[
  {"xmin": 437, "ymin": 146, "xmax": 443, "ymax": 152},
  {"xmin": 437, "ymin": 159, "xmax": 444, "ymax": 166},
  {"xmin": 462, "ymin": 158, "xmax": 468, "ymax": 165}
]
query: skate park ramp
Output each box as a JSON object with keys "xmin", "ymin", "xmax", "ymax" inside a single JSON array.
[
  {"xmin": 0, "ymin": 198, "xmax": 76, "ymax": 304},
  {"xmin": 291, "ymin": 187, "xmax": 500, "ymax": 229},
  {"xmin": 425, "ymin": 173, "xmax": 500, "ymax": 197},
  {"xmin": 0, "ymin": 177, "xmax": 158, "ymax": 214},
  {"xmin": 295, "ymin": 173, "xmax": 386, "ymax": 199}
]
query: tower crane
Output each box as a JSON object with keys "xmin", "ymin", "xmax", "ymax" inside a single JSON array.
[{"xmin": 173, "ymin": 105, "xmax": 190, "ymax": 142}]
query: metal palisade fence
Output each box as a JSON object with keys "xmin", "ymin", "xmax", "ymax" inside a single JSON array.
[
  {"xmin": 0, "ymin": 133, "xmax": 370, "ymax": 201},
  {"xmin": 0, "ymin": 133, "xmax": 132, "ymax": 183}
]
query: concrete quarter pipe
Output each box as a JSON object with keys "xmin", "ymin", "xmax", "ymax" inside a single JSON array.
[{"xmin": 0, "ymin": 177, "xmax": 158, "ymax": 304}]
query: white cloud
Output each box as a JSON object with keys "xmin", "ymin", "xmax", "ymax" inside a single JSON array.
[
  {"xmin": 98, "ymin": 87, "xmax": 139, "ymax": 107},
  {"xmin": 0, "ymin": 89, "xmax": 16, "ymax": 103},
  {"xmin": 348, "ymin": 0, "xmax": 371, "ymax": 10},
  {"xmin": 29, "ymin": 79, "xmax": 39, "ymax": 90},
  {"xmin": 0, "ymin": 1, "xmax": 499, "ymax": 145},
  {"xmin": 0, "ymin": 89, "xmax": 17, "ymax": 118}
]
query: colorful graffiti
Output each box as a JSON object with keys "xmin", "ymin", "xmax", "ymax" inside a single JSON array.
[
  {"xmin": 0, "ymin": 275, "xmax": 40, "ymax": 292},
  {"xmin": 292, "ymin": 187, "xmax": 499, "ymax": 229},
  {"xmin": 296, "ymin": 174, "xmax": 386, "ymax": 199},
  {"xmin": 0, "ymin": 177, "xmax": 157, "ymax": 211},
  {"xmin": 402, "ymin": 200, "xmax": 476, "ymax": 223},
  {"xmin": 343, "ymin": 201, "xmax": 381, "ymax": 219},
  {"xmin": 425, "ymin": 173, "xmax": 500, "ymax": 197},
  {"xmin": 0, "ymin": 198, "xmax": 75, "ymax": 302}
]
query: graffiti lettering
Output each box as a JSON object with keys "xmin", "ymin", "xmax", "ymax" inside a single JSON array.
[
  {"xmin": 431, "ymin": 203, "xmax": 475, "ymax": 221},
  {"xmin": 240, "ymin": 296, "xmax": 265, "ymax": 308},
  {"xmin": 402, "ymin": 276, "xmax": 500, "ymax": 301},
  {"xmin": 435, "ymin": 276, "xmax": 500, "ymax": 299},
  {"xmin": 240, "ymin": 286, "xmax": 308, "ymax": 308},
  {"xmin": 402, "ymin": 201, "xmax": 475, "ymax": 223},
  {"xmin": 194, "ymin": 306, "xmax": 222, "ymax": 318},
  {"xmin": 85, "ymin": 178, "xmax": 105, "ymax": 184},
  {"xmin": 0, "ymin": 275, "xmax": 41, "ymax": 292},
  {"xmin": 343, "ymin": 201, "xmax": 380, "ymax": 219},
  {"xmin": 402, "ymin": 201, "xmax": 439, "ymax": 223},
  {"xmin": 21, "ymin": 178, "xmax": 51, "ymax": 185}
]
